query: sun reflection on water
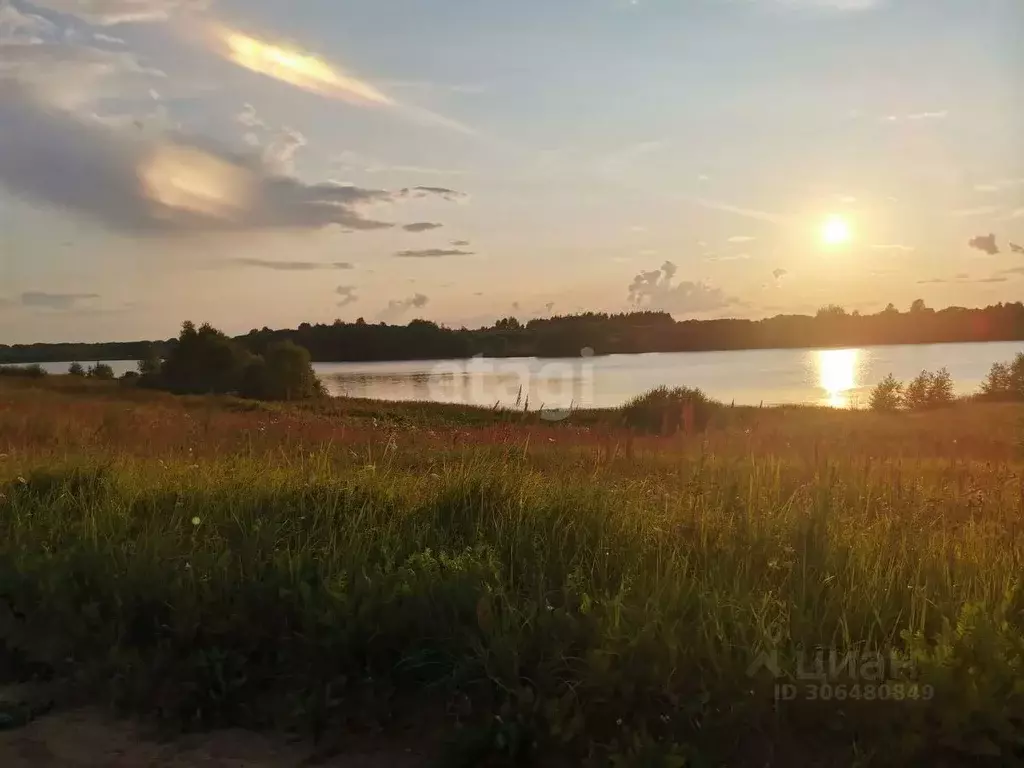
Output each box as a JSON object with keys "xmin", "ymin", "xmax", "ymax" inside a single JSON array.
[{"xmin": 816, "ymin": 349, "xmax": 861, "ymax": 408}]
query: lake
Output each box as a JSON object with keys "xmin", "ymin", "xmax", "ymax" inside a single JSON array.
[{"xmin": 27, "ymin": 341, "xmax": 1024, "ymax": 409}]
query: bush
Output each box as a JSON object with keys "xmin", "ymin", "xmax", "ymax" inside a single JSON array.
[
  {"xmin": 87, "ymin": 363, "xmax": 115, "ymax": 381},
  {"xmin": 259, "ymin": 340, "xmax": 325, "ymax": 401},
  {"xmin": 979, "ymin": 353, "xmax": 1024, "ymax": 401},
  {"xmin": 68, "ymin": 362, "xmax": 86, "ymax": 377},
  {"xmin": 870, "ymin": 373, "xmax": 903, "ymax": 412},
  {"xmin": 0, "ymin": 364, "xmax": 47, "ymax": 379},
  {"xmin": 622, "ymin": 386, "xmax": 717, "ymax": 434},
  {"xmin": 119, "ymin": 370, "xmax": 140, "ymax": 386}
]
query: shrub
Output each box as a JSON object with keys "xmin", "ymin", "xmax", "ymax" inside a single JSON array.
[
  {"xmin": 119, "ymin": 370, "xmax": 140, "ymax": 386},
  {"xmin": 621, "ymin": 386, "xmax": 717, "ymax": 434},
  {"xmin": 869, "ymin": 373, "xmax": 903, "ymax": 412},
  {"xmin": 87, "ymin": 363, "xmax": 115, "ymax": 381},
  {"xmin": 259, "ymin": 340, "xmax": 324, "ymax": 401},
  {"xmin": 0, "ymin": 364, "xmax": 47, "ymax": 379},
  {"xmin": 68, "ymin": 362, "xmax": 86, "ymax": 377}
]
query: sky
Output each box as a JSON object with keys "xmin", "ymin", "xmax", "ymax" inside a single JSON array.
[{"xmin": 0, "ymin": 0, "xmax": 1022, "ymax": 343}]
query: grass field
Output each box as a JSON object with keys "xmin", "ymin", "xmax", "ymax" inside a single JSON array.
[{"xmin": 2, "ymin": 376, "xmax": 1024, "ymax": 766}]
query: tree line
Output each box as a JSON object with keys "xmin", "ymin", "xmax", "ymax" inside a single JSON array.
[{"xmin": 6, "ymin": 299, "xmax": 1024, "ymax": 365}]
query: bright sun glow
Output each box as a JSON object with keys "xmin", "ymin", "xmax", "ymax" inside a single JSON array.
[{"xmin": 821, "ymin": 215, "xmax": 852, "ymax": 246}]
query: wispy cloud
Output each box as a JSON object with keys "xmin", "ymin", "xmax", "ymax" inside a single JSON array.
[
  {"xmin": 402, "ymin": 222, "xmax": 443, "ymax": 232},
  {"xmin": 687, "ymin": 198, "xmax": 786, "ymax": 225},
  {"xmin": 451, "ymin": 239, "xmax": 470, "ymax": 247},
  {"xmin": 952, "ymin": 206, "xmax": 999, "ymax": 218},
  {"xmin": 869, "ymin": 244, "xmax": 915, "ymax": 252},
  {"xmin": 20, "ymin": 291, "xmax": 99, "ymax": 310},
  {"xmin": 727, "ymin": 235, "xmax": 755, "ymax": 243},
  {"xmin": 395, "ymin": 248, "xmax": 474, "ymax": 258},
  {"xmin": 29, "ymin": 0, "xmax": 209, "ymax": 26},
  {"xmin": 772, "ymin": 268, "xmax": 788, "ymax": 280},
  {"xmin": 883, "ymin": 110, "xmax": 948, "ymax": 123},
  {"xmin": 200, "ymin": 23, "xmax": 474, "ymax": 135},
  {"xmin": 226, "ymin": 259, "xmax": 354, "ymax": 271}
]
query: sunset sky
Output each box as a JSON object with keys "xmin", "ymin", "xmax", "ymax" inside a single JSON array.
[{"xmin": 1, "ymin": 0, "xmax": 1022, "ymax": 343}]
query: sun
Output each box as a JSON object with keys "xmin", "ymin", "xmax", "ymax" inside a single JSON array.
[{"xmin": 821, "ymin": 215, "xmax": 852, "ymax": 246}]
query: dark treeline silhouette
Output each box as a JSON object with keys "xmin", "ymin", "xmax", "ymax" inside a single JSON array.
[{"xmin": 5, "ymin": 300, "xmax": 1024, "ymax": 365}]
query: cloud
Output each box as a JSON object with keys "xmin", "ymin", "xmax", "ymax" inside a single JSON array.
[
  {"xmin": 451, "ymin": 239, "xmax": 470, "ymax": 246},
  {"xmin": 336, "ymin": 285, "xmax": 358, "ymax": 307},
  {"xmin": 27, "ymin": 0, "xmax": 208, "ymax": 26},
  {"xmin": 772, "ymin": 268, "xmax": 788, "ymax": 279},
  {"xmin": 0, "ymin": 5, "xmax": 56, "ymax": 43},
  {"xmin": 953, "ymin": 206, "xmax": 999, "ymax": 218},
  {"xmin": 377, "ymin": 293, "xmax": 429, "ymax": 322},
  {"xmin": 402, "ymin": 222, "xmax": 443, "ymax": 232},
  {"xmin": 20, "ymin": 291, "xmax": 99, "ymax": 310},
  {"xmin": 968, "ymin": 234, "xmax": 1000, "ymax": 255},
  {"xmin": 399, "ymin": 186, "xmax": 468, "ymax": 202},
  {"xmin": 394, "ymin": 248, "xmax": 473, "ymax": 258},
  {"xmin": 973, "ymin": 178, "xmax": 1024, "ymax": 193},
  {"xmin": 225, "ymin": 259, "xmax": 354, "ymax": 271},
  {"xmin": 0, "ymin": 40, "xmax": 164, "ymax": 109},
  {"xmin": 727, "ymin": 235, "xmax": 755, "ymax": 243},
  {"xmin": 260, "ymin": 127, "xmax": 307, "ymax": 175},
  {"xmin": 882, "ymin": 110, "xmax": 948, "ymax": 123},
  {"xmin": 916, "ymin": 278, "xmax": 946, "ymax": 285},
  {"xmin": 201, "ymin": 23, "xmax": 474, "ymax": 135},
  {"xmin": 686, "ymin": 198, "xmax": 786, "ymax": 225},
  {"xmin": 976, "ymin": 276, "xmax": 1009, "ymax": 283},
  {"xmin": 1011, "ymin": 243, "xmax": 1024, "ymax": 255},
  {"xmin": 0, "ymin": 81, "xmax": 465, "ymax": 235},
  {"xmin": 869, "ymin": 243, "xmax": 915, "ymax": 252},
  {"xmin": 1010, "ymin": 208, "xmax": 1024, "ymax": 219},
  {"xmin": 627, "ymin": 261, "xmax": 736, "ymax": 315}
]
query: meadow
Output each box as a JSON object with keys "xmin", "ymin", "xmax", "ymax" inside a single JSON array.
[{"xmin": 2, "ymin": 375, "xmax": 1024, "ymax": 766}]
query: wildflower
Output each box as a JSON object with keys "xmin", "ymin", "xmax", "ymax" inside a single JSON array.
[
  {"xmin": 16, "ymin": 476, "xmax": 26, "ymax": 485},
  {"xmin": 191, "ymin": 516, "xmax": 201, "ymax": 526}
]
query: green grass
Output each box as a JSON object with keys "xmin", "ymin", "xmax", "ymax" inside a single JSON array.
[{"xmin": 2, "ymin": 378, "xmax": 1024, "ymax": 765}]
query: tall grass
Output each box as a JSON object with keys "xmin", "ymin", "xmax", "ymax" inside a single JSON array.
[{"xmin": 2, "ymin": 380, "xmax": 1024, "ymax": 764}]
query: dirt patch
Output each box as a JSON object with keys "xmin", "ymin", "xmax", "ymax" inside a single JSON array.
[{"xmin": 0, "ymin": 708, "xmax": 432, "ymax": 768}]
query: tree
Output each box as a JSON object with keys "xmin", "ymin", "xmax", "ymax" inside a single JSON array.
[
  {"xmin": 928, "ymin": 367, "xmax": 955, "ymax": 407},
  {"xmin": 816, "ymin": 304, "xmax": 847, "ymax": 318},
  {"xmin": 882, "ymin": 303, "xmax": 899, "ymax": 315},
  {"xmin": 87, "ymin": 363, "xmax": 115, "ymax": 381},
  {"xmin": 68, "ymin": 362, "xmax": 85, "ymax": 377},
  {"xmin": 904, "ymin": 370, "xmax": 932, "ymax": 411},
  {"xmin": 980, "ymin": 362, "xmax": 1012, "ymax": 400},
  {"xmin": 910, "ymin": 299, "xmax": 928, "ymax": 314},
  {"xmin": 160, "ymin": 321, "xmax": 252, "ymax": 395},
  {"xmin": 869, "ymin": 373, "xmax": 903, "ymax": 412}
]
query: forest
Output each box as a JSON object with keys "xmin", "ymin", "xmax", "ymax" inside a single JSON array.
[{"xmin": 4, "ymin": 299, "xmax": 1024, "ymax": 364}]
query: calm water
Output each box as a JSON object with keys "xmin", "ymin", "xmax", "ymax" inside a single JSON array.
[{"xmin": 28, "ymin": 341, "xmax": 1024, "ymax": 409}]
